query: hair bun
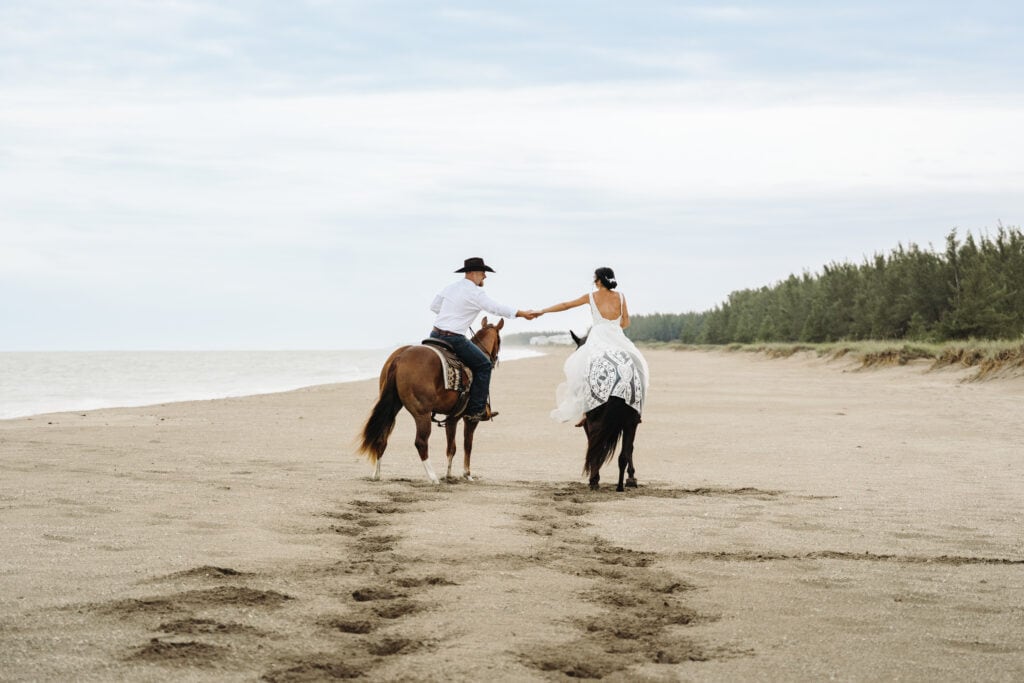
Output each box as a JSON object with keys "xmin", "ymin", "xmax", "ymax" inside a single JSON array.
[{"xmin": 594, "ymin": 267, "xmax": 618, "ymax": 289}]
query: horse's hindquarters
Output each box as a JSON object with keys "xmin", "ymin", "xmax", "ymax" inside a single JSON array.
[
  {"xmin": 394, "ymin": 346, "xmax": 461, "ymax": 417},
  {"xmin": 584, "ymin": 397, "xmax": 641, "ymax": 486}
]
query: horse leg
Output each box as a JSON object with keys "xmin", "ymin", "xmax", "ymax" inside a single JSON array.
[
  {"xmin": 413, "ymin": 413, "xmax": 440, "ymax": 485},
  {"xmin": 462, "ymin": 419, "xmax": 479, "ymax": 480},
  {"xmin": 619, "ymin": 418, "xmax": 639, "ymax": 491},
  {"xmin": 359, "ymin": 351, "xmax": 407, "ymax": 482},
  {"xmin": 444, "ymin": 421, "xmax": 458, "ymax": 480},
  {"xmin": 582, "ymin": 416, "xmax": 600, "ymax": 490}
]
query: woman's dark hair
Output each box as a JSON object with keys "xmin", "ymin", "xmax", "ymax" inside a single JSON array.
[{"xmin": 594, "ymin": 267, "xmax": 618, "ymax": 290}]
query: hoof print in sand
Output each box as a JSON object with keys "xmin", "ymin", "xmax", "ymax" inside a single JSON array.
[
  {"xmin": 159, "ymin": 617, "xmax": 263, "ymax": 636},
  {"xmin": 372, "ymin": 600, "xmax": 422, "ymax": 620},
  {"xmin": 354, "ymin": 534, "xmax": 400, "ymax": 554},
  {"xmin": 323, "ymin": 617, "xmax": 377, "ymax": 634},
  {"xmin": 262, "ymin": 658, "xmax": 365, "ymax": 681},
  {"xmin": 164, "ymin": 565, "xmax": 248, "ymax": 580},
  {"xmin": 348, "ymin": 500, "xmax": 404, "ymax": 515},
  {"xmin": 351, "ymin": 587, "xmax": 404, "ymax": 602},
  {"xmin": 92, "ymin": 586, "xmax": 293, "ymax": 620},
  {"xmin": 126, "ymin": 637, "xmax": 227, "ymax": 666},
  {"xmin": 186, "ymin": 586, "xmax": 294, "ymax": 607},
  {"xmin": 522, "ymin": 647, "xmax": 625, "ymax": 680},
  {"xmin": 366, "ymin": 636, "xmax": 422, "ymax": 657},
  {"xmin": 590, "ymin": 542, "xmax": 656, "ymax": 568},
  {"xmin": 393, "ymin": 575, "xmax": 457, "ymax": 588}
]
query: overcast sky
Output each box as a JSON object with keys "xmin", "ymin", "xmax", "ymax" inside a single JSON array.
[{"xmin": 2, "ymin": 1, "xmax": 1022, "ymax": 350}]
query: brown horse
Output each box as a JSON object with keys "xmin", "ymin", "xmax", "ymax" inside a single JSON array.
[
  {"xmin": 358, "ymin": 318, "xmax": 504, "ymax": 484},
  {"xmin": 571, "ymin": 330, "xmax": 642, "ymax": 492}
]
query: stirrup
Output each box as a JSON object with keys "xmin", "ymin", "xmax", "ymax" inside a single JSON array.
[{"xmin": 465, "ymin": 407, "xmax": 499, "ymax": 423}]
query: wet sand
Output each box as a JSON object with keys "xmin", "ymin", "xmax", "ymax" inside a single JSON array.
[{"xmin": 1, "ymin": 348, "xmax": 1022, "ymax": 681}]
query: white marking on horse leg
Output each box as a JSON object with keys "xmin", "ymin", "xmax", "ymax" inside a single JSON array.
[
  {"xmin": 446, "ymin": 454, "xmax": 455, "ymax": 480},
  {"xmin": 463, "ymin": 470, "xmax": 474, "ymax": 482},
  {"xmin": 371, "ymin": 460, "xmax": 381, "ymax": 481},
  {"xmin": 422, "ymin": 460, "xmax": 440, "ymax": 485}
]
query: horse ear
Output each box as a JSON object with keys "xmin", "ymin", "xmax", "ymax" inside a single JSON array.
[
  {"xmin": 571, "ymin": 330, "xmax": 582, "ymax": 347},
  {"xmin": 496, "ymin": 318, "xmax": 504, "ymax": 330},
  {"xmin": 481, "ymin": 316, "xmax": 489, "ymax": 327}
]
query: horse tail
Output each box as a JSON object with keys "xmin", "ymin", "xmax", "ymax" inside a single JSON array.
[
  {"xmin": 358, "ymin": 357, "xmax": 403, "ymax": 464},
  {"xmin": 583, "ymin": 397, "xmax": 637, "ymax": 479}
]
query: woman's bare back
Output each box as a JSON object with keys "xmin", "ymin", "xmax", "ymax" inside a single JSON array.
[{"xmin": 591, "ymin": 288, "xmax": 623, "ymax": 321}]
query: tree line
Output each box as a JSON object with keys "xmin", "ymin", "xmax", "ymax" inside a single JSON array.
[{"xmin": 626, "ymin": 227, "xmax": 1024, "ymax": 344}]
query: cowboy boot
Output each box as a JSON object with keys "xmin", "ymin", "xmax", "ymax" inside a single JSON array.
[{"xmin": 465, "ymin": 402, "xmax": 499, "ymax": 423}]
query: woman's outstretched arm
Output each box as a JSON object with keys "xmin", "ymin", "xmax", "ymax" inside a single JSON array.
[{"xmin": 539, "ymin": 294, "xmax": 589, "ymax": 315}]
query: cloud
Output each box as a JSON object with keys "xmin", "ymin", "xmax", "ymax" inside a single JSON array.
[
  {"xmin": 582, "ymin": 47, "xmax": 726, "ymax": 77},
  {"xmin": 4, "ymin": 83, "xmax": 1022, "ymax": 283},
  {"xmin": 436, "ymin": 7, "xmax": 529, "ymax": 30},
  {"xmin": 6, "ymin": 83, "xmax": 1023, "ymax": 224},
  {"xmin": 3, "ymin": 2, "xmax": 1024, "ymax": 348},
  {"xmin": 676, "ymin": 6, "xmax": 768, "ymax": 23}
]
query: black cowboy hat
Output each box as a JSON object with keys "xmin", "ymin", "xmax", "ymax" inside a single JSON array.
[{"xmin": 455, "ymin": 257, "xmax": 495, "ymax": 273}]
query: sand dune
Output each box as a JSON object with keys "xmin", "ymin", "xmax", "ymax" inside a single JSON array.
[{"xmin": 1, "ymin": 349, "xmax": 1022, "ymax": 681}]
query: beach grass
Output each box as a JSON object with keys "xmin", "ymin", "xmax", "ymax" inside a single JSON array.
[{"xmin": 642, "ymin": 338, "xmax": 1024, "ymax": 380}]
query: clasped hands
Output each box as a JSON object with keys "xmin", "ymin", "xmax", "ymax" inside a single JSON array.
[{"xmin": 520, "ymin": 309, "xmax": 546, "ymax": 320}]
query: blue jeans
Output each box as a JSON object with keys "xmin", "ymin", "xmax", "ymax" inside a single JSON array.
[{"xmin": 430, "ymin": 331, "xmax": 492, "ymax": 414}]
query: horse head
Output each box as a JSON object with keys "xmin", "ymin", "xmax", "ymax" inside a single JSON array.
[{"xmin": 473, "ymin": 316, "xmax": 504, "ymax": 363}]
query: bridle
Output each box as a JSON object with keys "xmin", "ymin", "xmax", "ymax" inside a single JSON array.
[{"xmin": 470, "ymin": 324, "xmax": 502, "ymax": 365}]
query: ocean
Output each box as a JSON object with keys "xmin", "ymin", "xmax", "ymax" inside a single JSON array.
[{"xmin": 0, "ymin": 348, "xmax": 544, "ymax": 420}]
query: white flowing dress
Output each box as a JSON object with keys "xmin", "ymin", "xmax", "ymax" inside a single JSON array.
[{"xmin": 550, "ymin": 292, "xmax": 650, "ymax": 423}]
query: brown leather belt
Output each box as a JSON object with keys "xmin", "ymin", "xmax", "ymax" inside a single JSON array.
[{"xmin": 432, "ymin": 327, "xmax": 462, "ymax": 337}]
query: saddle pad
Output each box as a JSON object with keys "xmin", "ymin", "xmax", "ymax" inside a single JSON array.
[
  {"xmin": 587, "ymin": 349, "xmax": 644, "ymax": 415},
  {"xmin": 423, "ymin": 344, "xmax": 471, "ymax": 392}
]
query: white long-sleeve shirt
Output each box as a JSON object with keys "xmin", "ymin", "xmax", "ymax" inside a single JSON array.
[{"xmin": 430, "ymin": 279, "xmax": 518, "ymax": 334}]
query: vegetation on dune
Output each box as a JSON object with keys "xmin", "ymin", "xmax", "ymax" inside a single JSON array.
[
  {"xmin": 642, "ymin": 339, "xmax": 1024, "ymax": 380},
  {"xmin": 620, "ymin": 226, "xmax": 1024, "ymax": 378},
  {"xmin": 628, "ymin": 227, "xmax": 1024, "ymax": 346},
  {"xmin": 625, "ymin": 226, "xmax": 1024, "ymax": 347},
  {"xmin": 505, "ymin": 227, "xmax": 1024, "ymax": 378}
]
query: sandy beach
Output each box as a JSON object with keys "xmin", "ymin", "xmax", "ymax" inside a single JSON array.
[{"xmin": 1, "ymin": 348, "xmax": 1022, "ymax": 681}]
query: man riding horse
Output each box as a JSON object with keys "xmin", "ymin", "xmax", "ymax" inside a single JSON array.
[{"xmin": 429, "ymin": 257, "xmax": 538, "ymax": 422}]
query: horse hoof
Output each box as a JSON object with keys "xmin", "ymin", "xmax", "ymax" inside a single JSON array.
[
  {"xmin": 616, "ymin": 485, "xmax": 624, "ymax": 492},
  {"xmin": 589, "ymin": 483, "xmax": 600, "ymax": 491},
  {"xmin": 625, "ymin": 478, "xmax": 638, "ymax": 488},
  {"xmin": 463, "ymin": 473, "xmax": 475, "ymax": 482},
  {"xmin": 422, "ymin": 461, "xmax": 440, "ymax": 485}
]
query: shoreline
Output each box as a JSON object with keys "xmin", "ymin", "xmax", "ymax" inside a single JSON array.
[{"xmin": 0, "ymin": 347, "xmax": 547, "ymax": 421}]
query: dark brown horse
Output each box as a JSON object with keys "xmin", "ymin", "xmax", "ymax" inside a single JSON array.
[
  {"xmin": 571, "ymin": 331, "xmax": 642, "ymax": 492},
  {"xmin": 358, "ymin": 318, "xmax": 504, "ymax": 483}
]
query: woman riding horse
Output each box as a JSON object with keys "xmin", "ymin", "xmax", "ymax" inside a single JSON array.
[{"xmin": 536, "ymin": 267, "xmax": 650, "ymax": 490}]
